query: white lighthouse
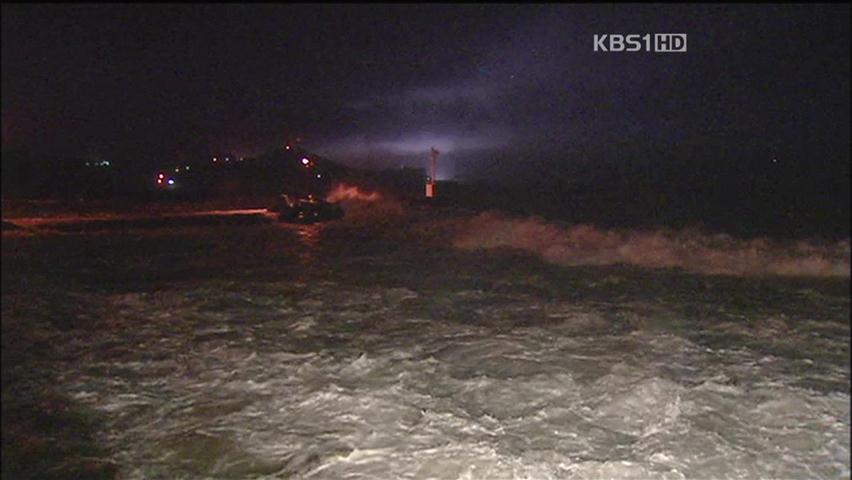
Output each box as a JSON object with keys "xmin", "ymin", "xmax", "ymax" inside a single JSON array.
[{"xmin": 426, "ymin": 146, "xmax": 439, "ymax": 198}]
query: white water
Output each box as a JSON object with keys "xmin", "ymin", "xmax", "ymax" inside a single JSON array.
[
  {"xmin": 4, "ymin": 194, "xmax": 850, "ymax": 479},
  {"xmin": 454, "ymin": 211, "xmax": 851, "ymax": 278},
  {"xmin": 54, "ymin": 280, "xmax": 849, "ymax": 479}
]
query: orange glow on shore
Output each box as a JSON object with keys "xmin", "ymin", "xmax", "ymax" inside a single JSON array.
[{"xmin": 325, "ymin": 184, "xmax": 382, "ymax": 203}]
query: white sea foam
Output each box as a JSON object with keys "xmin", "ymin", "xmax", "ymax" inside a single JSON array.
[
  {"xmin": 454, "ymin": 211, "xmax": 851, "ymax": 277},
  {"xmin": 7, "ymin": 207, "xmax": 847, "ymax": 479},
  {"xmin": 45, "ymin": 277, "xmax": 848, "ymax": 479}
]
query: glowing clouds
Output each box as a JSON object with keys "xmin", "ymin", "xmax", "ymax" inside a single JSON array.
[{"xmin": 318, "ymin": 130, "xmax": 509, "ymax": 162}]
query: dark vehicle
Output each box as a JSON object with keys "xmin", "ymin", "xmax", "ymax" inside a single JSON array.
[{"xmin": 269, "ymin": 194, "xmax": 344, "ymax": 224}]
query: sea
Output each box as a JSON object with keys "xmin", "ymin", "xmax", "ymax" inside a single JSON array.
[{"xmin": 2, "ymin": 184, "xmax": 849, "ymax": 479}]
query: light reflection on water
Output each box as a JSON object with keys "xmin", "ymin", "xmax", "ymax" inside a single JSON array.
[{"xmin": 295, "ymin": 224, "xmax": 323, "ymax": 264}]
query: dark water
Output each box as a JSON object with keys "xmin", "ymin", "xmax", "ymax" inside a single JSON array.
[{"xmin": 2, "ymin": 192, "xmax": 849, "ymax": 479}]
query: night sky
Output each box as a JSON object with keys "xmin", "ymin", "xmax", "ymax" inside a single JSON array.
[{"xmin": 2, "ymin": 4, "xmax": 849, "ymax": 183}]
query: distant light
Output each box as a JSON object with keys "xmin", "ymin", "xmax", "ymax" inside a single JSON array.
[
  {"xmin": 285, "ymin": 145, "xmax": 291, "ymax": 150},
  {"xmin": 175, "ymin": 167, "xmax": 180, "ymax": 173},
  {"xmin": 212, "ymin": 157, "xmax": 218, "ymax": 163},
  {"xmin": 167, "ymin": 178, "xmax": 175, "ymax": 185},
  {"xmin": 301, "ymin": 157, "xmax": 310, "ymax": 166},
  {"xmin": 158, "ymin": 172, "xmax": 165, "ymax": 179},
  {"xmin": 157, "ymin": 178, "xmax": 163, "ymax": 184},
  {"xmin": 85, "ymin": 162, "xmax": 90, "ymax": 166},
  {"xmin": 316, "ymin": 173, "xmax": 322, "ymax": 178},
  {"xmin": 185, "ymin": 165, "xmax": 190, "ymax": 171}
]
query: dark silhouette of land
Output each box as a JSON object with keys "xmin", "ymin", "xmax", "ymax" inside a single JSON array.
[{"xmin": 2, "ymin": 146, "xmax": 848, "ymax": 240}]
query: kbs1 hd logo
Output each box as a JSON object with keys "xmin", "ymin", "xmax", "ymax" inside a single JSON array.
[{"xmin": 593, "ymin": 34, "xmax": 687, "ymax": 53}]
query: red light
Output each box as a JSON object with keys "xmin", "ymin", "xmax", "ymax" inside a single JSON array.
[
  {"xmin": 157, "ymin": 178, "xmax": 163, "ymax": 184},
  {"xmin": 285, "ymin": 145, "xmax": 291, "ymax": 150},
  {"xmin": 158, "ymin": 172, "xmax": 165, "ymax": 179}
]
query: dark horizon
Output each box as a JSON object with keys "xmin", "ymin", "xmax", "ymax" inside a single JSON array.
[{"xmin": 3, "ymin": 5, "xmax": 849, "ymax": 181}]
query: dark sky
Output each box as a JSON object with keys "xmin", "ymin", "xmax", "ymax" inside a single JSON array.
[{"xmin": 2, "ymin": 4, "xmax": 849, "ymax": 181}]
